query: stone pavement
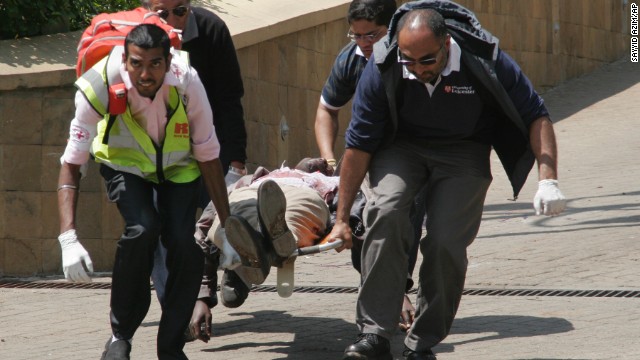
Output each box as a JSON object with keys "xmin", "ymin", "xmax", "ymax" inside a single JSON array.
[{"xmin": 1, "ymin": 57, "xmax": 639, "ymax": 360}]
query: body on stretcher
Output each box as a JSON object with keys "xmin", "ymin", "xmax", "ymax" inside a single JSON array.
[{"xmin": 276, "ymin": 236, "xmax": 344, "ymax": 298}]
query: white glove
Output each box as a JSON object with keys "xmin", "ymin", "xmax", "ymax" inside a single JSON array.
[
  {"xmin": 533, "ymin": 179, "xmax": 567, "ymax": 216},
  {"xmin": 58, "ymin": 229, "xmax": 94, "ymax": 282},
  {"xmin": 212, "ymin": 227, "xmax": 241, "ymax": 270},
  {"xmin": 224, "ymin": 167, "xmax": 245, "ymax": 187}
]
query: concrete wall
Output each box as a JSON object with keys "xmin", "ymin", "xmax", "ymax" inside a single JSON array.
[{"xmin": 0, "ymin": 0, "xmax": 632, "ymax": 276}]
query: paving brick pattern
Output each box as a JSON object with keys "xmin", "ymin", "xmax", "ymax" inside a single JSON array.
[{"xmin": 1, "ymin": 58, "xmax": 639, "ymax": 359}]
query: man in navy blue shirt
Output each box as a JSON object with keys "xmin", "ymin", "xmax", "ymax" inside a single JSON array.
[
  {"xmin": 328, "ymin": 2, "xmax": 567, "ymax": 359},
  {"xmin": 315, "ymin": 0, "xmax": 396, "ymax": 168},
  {"xmin": 314, "ymin": 0, "xmax": 420, "ymax": 331}
]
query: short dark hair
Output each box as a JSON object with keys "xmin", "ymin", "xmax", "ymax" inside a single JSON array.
[
  {"xmin": 347, "ymin": 0, "xmax": 397, "ymax": 27},
  {"xmin": 397, "ymin": 8, "xmax": 448, "ymax": 41},
  {"xmin": 124, "ymin": 24, "xmax": 171, "ymax": 59},
  {"xmin": 141, "ymin": 0, "xmax": 192, "ymax": 10}
]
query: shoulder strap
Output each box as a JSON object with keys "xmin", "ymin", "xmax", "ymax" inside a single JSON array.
[
  {"xmin": 102, "ymin": 114, "xmax": 118, "ymax": 145},
  {"xmin": 101, "ymin": 46, "xmax": 127, "ymax": 145}
]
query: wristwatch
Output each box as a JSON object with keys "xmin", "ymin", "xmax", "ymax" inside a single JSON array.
[{"xmin": 228, "ymin": 165, "xmax": 247, "ymax": 176}]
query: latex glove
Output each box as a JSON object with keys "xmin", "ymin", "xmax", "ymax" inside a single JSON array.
[
  {"xmin": 187, "ymin": 300, "xmax": 212, "ymax": 343},
  {"xmin": 533, "ymin": 179, "xmax": 567, "ymax": 216},
  {"xmin": 58, "ymin": 229, "xmax": 94, "ymax": 282},
  {"xmin": 212, "ymin": 227, "xmax": 241, "ymax": 270},
  {"xmin": 224, "ymin": 167, "xmax": 245, "ymax": 187}
]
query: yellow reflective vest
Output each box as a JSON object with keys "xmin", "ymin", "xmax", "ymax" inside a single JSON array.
[{"xmin": 75, "ymin": 46, "xmax": 200, "ymax": 184}]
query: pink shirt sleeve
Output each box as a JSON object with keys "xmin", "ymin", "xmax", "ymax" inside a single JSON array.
[
  {"xmin": 61, "ymin": 91, "xmax": 101, "ymax": 165},
  {"xmin": 181, "ymin": 67, "xmax": 220, "ymax": 162}
]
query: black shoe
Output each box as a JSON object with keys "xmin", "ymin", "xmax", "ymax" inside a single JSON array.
[
  {"xmin": 220, "ymin": 269, "xmax": 250, "ymax": 308},
  {"xmin": 342, "ymin": 333, "xmax": 392, "ymax": 360},
  {"xmin": 225, "ymin": 215, "xmax": 270, "ymax": 285},
  {"xmin": 100, "ymin": 339, "xmax": 131, "ymax": 360},
  {"xmin": 403, "ymin": 347, "xmax": 437, "ymax": 360},
  {"xmin": 256, "ymin": 180, "xmax": 296, "ymax": 261}
]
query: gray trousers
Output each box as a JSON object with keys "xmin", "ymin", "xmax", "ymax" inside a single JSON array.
[{"xmin": 357, "ymin": 139, "xmax": 492, "ymax": 352}]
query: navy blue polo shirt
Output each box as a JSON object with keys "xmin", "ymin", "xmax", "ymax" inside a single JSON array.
[
  {"xmin": 345, "ymin": 48, "xmax": 549, "ymax": 153},
  {"xmin": 397, "ymin": 61, "xmax": 489, "ymax": 142},
  {"xmin": 320, "ymin": 42, "xmax": 368, "ymax": 109}
]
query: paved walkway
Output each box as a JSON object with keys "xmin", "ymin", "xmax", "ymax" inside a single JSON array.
[{"xmin": 1, "ymin": 58, "xmax": 639, "ymax": 360}]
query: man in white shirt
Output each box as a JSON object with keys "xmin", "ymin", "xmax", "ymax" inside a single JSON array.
[{"xmin": 56, "ymin": 24, "xmax": 231, "ymax": 360}]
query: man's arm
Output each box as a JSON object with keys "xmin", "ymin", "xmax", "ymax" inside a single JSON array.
[
  {"xmin": 493, "ymin": 50, "xmax": 566, "ymax": 215},
  {"xmin": 197, "ymin": 158, "xmax": 231, "ymax": 226},
  {"xmin": 58, "ymin": 162, "xmax": 82, "ymax": 233},
  {"xmin": 314, "ymin": 43, "xmax": 365, "ymax": 167},
  {"xmin": 529, "ymin": 116, "xmax": 558, "ymax": 180},
  {"xmin": 190, "ymin": 202, "xmax": 219, "ymax": 343},
  {"xmin": 199, "ymin": 12, "xmax": 247, "ymax": 172},
  {"xmin": 57, "ymin": 161, "xmax": 93, "ymax": 282},
  {"xmin": 314, "ymin": 102, "xmax": 340, "ymax": 166},
  {"xmin": 327, "ymin": 148, "xmax": 371, "ymax": 251},
  {"xmin": 529, "ymin": 116, "xmax": 566, "ymax": 215}
]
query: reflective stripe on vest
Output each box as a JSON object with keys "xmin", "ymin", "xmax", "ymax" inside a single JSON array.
[
  {"xmin": 75, "ymin": 58, "xmax": 109, "ymax": 116},
  {"xmin": 77, "ymin": 47, "xmax": 200, "ymax": 184}
]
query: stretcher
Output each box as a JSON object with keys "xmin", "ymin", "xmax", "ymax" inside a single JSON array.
[{"xmin": 276, "ymin": 237, "xmax": 344, "ymax": 298}]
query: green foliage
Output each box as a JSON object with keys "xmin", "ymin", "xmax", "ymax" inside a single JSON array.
[{"xmin": 0, "ymin": 0, "xmax": 140, "ymax": 40}]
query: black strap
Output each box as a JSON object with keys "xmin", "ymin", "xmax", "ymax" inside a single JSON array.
[{"xmin": 101, "ymin": 114, "xmax": 117, "ymax": 145}]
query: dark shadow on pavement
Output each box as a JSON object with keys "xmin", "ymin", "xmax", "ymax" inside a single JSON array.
[
  {"xmin": 476, "ymin": 189, "xmax": 640, "ymax": 240},
  {"xmin": 141, "ymin": 310, "xmax": 575, "ymax": 359},
  {"xmin": 541, "ymin": 58, "xmax": 640, "ymax": 124},
  {"xmin": 435, "ymin": 315, "xmax": 574, "ymax": 355},
  {"xmin": 173, "ymin": 310, "xmax": 355, "ymax": 359}
]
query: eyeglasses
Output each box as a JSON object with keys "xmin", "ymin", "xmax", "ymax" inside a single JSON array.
[
  {"xmin": 346, "ymin": 29, "xmax": 383, "ymax": 42},
  {"xmin": 156, "ymin": 5, "xmax": 189, "ymax": 20},
  {"xmin": 397, "ymin": 46, "xmax": 442, "ymax": 66}
]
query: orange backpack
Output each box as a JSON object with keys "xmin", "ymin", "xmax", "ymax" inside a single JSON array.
[{"xmin": 76, "ymin": 7, "xmax": 181, "ymax": 77}]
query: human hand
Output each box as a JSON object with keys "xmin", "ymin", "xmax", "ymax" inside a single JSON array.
[
  {"xmin": 188, "ymin": 300, "xmax": 212, "ymax": 343},
  {"xmin": 327, "ymin": 221, "xmax": 353, "ymax": 252},
  {"xmin": 533, "ymin": 179, "xmax": 567, "ymax": 216},
  {"xmin": 213, "ymin": 228, "xmax": 241, "ymax": 270},
  {"xmin": 58, "ymin": 229, "xmax": 93, "ymax": 282},
  {"xmin": 225, "ymin": 165, "xmax": 246, "ymax": 186},
  {"xmin": 399, "ymin": 294, "xmax": 415, "ymax": 332},
  {"xmin": 224, "ymin": 170, "xmax": 243, "ymax": 187},
  {"xmin": 294, "ymin": 157, "xmax": 333, "ymax": 176}
]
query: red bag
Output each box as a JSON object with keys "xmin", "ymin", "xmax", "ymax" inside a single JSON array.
[{"xmin": 76, "ymin": 7, "xmax": 181, "ymax": 77}]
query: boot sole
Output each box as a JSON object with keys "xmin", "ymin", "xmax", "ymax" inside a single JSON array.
[
  {"xmin": 342, "ymin": 352, "xmax": 392, "ymax": 360},
  {"xmin": 257, "ymin": 180, "xmax": 296, "ymax": 258},
  {"xmin": 225, "ymin": 215, "xmax": 270, "ymax": 284}
]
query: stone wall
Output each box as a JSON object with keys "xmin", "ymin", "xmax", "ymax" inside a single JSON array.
[{"xmin": 0, "ymin": 0, "xmax": 632, "ymax": 276}]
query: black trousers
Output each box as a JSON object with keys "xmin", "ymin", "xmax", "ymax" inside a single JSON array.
[{"xmin": 100, "ymin": 165, "xmax": 204, "ymax": 360}]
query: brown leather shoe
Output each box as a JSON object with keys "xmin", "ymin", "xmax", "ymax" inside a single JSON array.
[
  {"xmin": 225, "ymin": 215, "xmax": 270, "ymax": 285},
  {"xmin": 256, "ymin": 180, "xmax": 296, "ymax": 260}
]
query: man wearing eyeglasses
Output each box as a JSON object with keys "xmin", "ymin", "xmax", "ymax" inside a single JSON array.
[
  {"xmin": 142, "ymin": 0, "xmax": 251, "ymax": 316},
  {"xmin": 314, "ymin": 0, "xmax": 396, "ymax": 170},
  {"xmin": 328, "ymin": 1, "xmax": 567, "ymax": 359},
  {"xmin": 314, "ymin": 0, "xmax": 422, "ymax": 333}
]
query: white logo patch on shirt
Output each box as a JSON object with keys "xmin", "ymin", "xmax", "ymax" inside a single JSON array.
[{"xmin": 444, "ymin": 85, "xmax": 475, "ymax": 95}]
